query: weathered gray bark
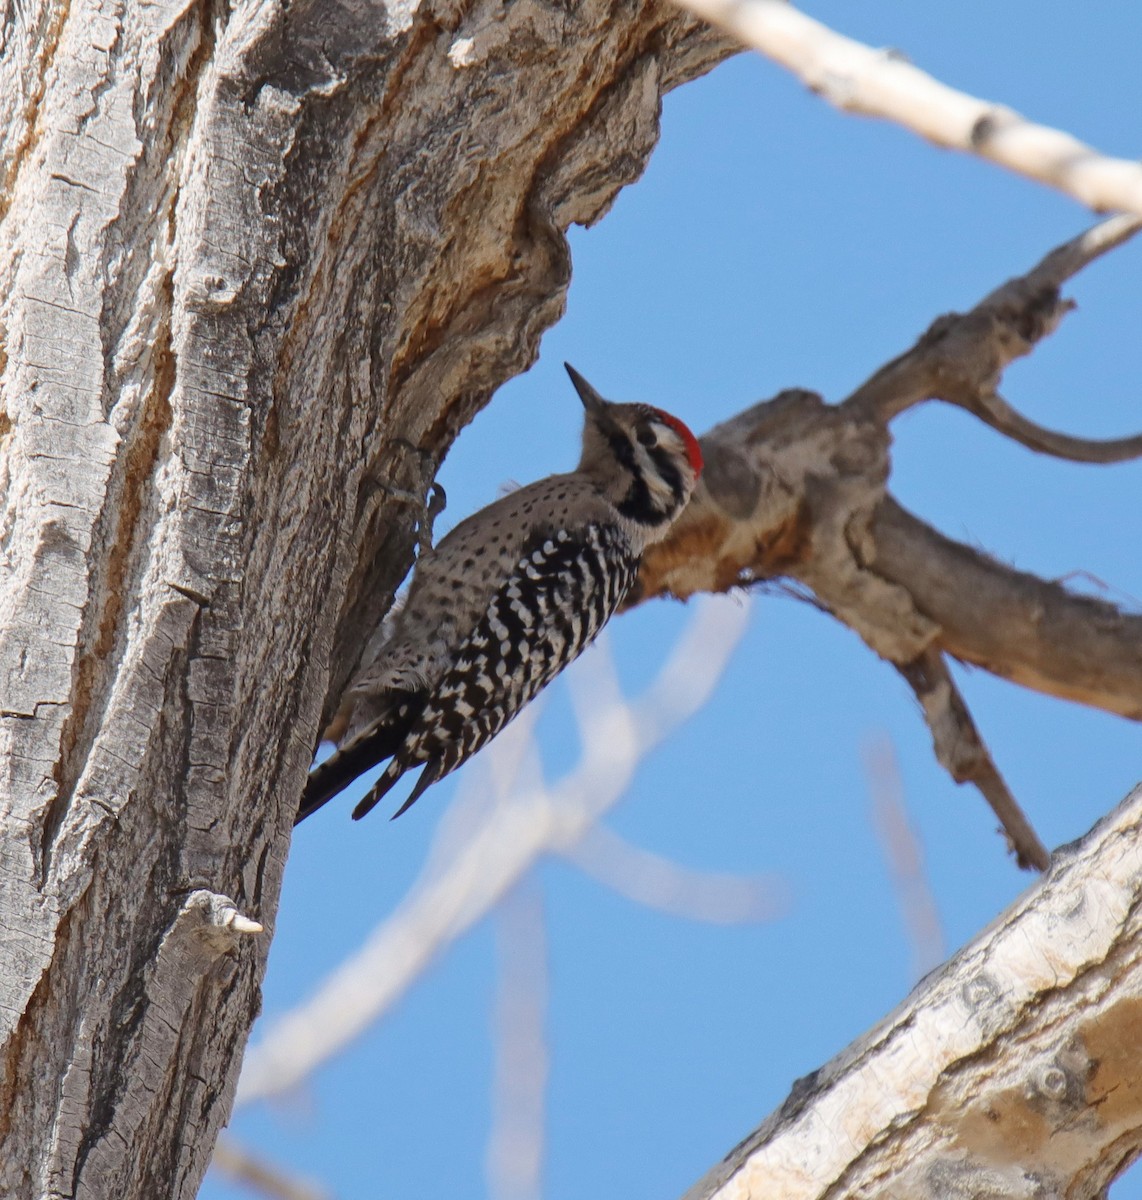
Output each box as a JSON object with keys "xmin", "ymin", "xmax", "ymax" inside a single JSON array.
[
  {"xmin": 0, "ymin": 0, "xmax": 732, "ymax": 1195},
  {"xmin": 685, "ymin": 785, "xmax": 1142, "ymax": 1200}
]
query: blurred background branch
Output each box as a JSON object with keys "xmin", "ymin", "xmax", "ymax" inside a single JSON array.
[
  {"xmin": 863, "ymin": 737, "xmax": 945, "ymax": 981},
  {"xmin": 212, "ymin": 1139, "xmax": 332, "ymax": 1200},
  {"xmin": 236, "ymin": 595, "xmax": 769, "ymax": 1106},
  {"xmin": 487, "ymin": 882, "xmax": 548, "ymax": 1200},
  {"xmin": 673, "ymin": 0, "xmax": 1142, "ymax": 216}
]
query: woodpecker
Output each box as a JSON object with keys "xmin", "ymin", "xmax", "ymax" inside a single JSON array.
[{"xmin": 297, "ymin": 364, "xmax": 703, "ymax": 824}]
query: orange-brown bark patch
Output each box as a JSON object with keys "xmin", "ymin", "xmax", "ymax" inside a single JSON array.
[
  {"xmin": 1085, "ymin": 996, "xmax": 1142, "ymax": 1126},
  {"xmin": 952, "ymin": 1088, "xmax": 1053, "ymax": 1162}
]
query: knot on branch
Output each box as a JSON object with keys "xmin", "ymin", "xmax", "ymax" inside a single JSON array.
[
  {"xmin": 917, "ymin": 292, "xmax": 1067, "ymax": 406},
  {"xmin": 174, "ymin": 890, "xmax": 264, "ymax": 959}
]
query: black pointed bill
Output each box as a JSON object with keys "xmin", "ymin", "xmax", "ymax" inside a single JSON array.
[{"xmin": 564, "ymin": 363, "xmax": 606, "ymax": 413}]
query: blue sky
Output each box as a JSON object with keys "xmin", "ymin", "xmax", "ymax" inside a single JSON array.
[{"xmin": 205, "ymin": 4, "xmax": 1142, "ymax": 1197}]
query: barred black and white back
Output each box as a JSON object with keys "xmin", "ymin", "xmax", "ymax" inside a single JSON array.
[{"xmin": 296, "ymin": 365, "xmax": 703, "ymax": 824}]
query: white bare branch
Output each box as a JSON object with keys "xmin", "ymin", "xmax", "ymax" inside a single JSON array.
[
  {"xmin": 675, "ymin": 0, "xmax": 1142, "ymax": 216},
  {"xmin": 236, "ymin": 595, "xmax": 752, "ymax": 1105},
  {"xmin": 487, "ymin": 883, "xmax": 548, "ymax": 1200},
  {"xmin": 567, "ymin": 823, "xmax": 786, "ymax": 925},
  {"xmin": 684, "ymin": 786, "xmax": 1142, "ymax": 1200},
  {"xmin": 863, "ymin": 736, "xmax": 945, "ymax": 980}
]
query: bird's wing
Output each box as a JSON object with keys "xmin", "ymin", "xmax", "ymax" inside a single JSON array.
[{"xmin": 350, "ymin": 522, "xmax": 639, "ymax": 820}]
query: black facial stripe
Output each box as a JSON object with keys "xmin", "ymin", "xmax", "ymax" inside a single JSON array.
[
  {"xmin": 617, "ymin": 475, "xmax": 662, "ymax": 524},
  {"xmin": 605, "ymin": 427, "xmax": 639, "ymax": 474},
  {"xmin": 647, "ymin": 445, "xmax": 684, "ymax": 501}
]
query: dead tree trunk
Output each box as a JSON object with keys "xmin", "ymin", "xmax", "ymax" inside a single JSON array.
[{"xmin": 0, "ymin": 1, "xmax": 731, "ymax": 1195}]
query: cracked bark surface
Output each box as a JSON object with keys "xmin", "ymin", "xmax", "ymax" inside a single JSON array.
[
  {"xmin": 0, "ymin": 0, "xmax": 732, "ymax": 1194},
  {"xmin": 684, "ymin": 786, "xmax": 1142, "ymax": 1200}
]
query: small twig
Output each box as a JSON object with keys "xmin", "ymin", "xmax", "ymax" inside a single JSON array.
[
  {"xmin": 897, "ymin": 647, "xmax": 1050, "ymax": 871},
  {"xmin": 487, "ymin": 883, "xmax": 548, "ymax": 1200},
  {"xmin": 566, "ymin": 823, "xmax": 786, "ymax": 925},
  {"xmin": 844, "ymin": 215, "xmax": 1142, "ymax": 431},
  {"xmin": 958, "ymin": 390, "xmax": 1142, "ymax": 464},
  {"xmin": 1053, "ymin": 570, "xmax": 1142, "ymax": 615},
  {"xmin": 211, "ymin": 1137, "xmax": 332, "ymax": 1200},
  {"xmin": 863, "ymin": 736, "xmax": 945, "ymax": 979},
  {"xmin": 672, "ymin": 0, "xmax": 1142, "ymax": 216}
]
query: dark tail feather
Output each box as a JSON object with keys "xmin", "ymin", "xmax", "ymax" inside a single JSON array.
[
  {"xmin": 351, "ymin": 756, "xmax": 413, "ymax": 821},
  {"xmin": 351, "ymin": 755, "xmax": 446, "ymax": 821},
  {"xmin": 390, "ymin": 761, "xmax": 443, "ymax": 820},
  {"xmin": 296, "ymin": 704, "xmax": 419, "ymax": 824}
]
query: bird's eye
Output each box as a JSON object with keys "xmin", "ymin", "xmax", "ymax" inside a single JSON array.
[{"xmin": 636, "ymin": 427, "xmax": 658, "ymax": 448}]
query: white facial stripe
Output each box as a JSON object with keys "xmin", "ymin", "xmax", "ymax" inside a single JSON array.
[{"xmin": 633, "ymin": 439, "xmax": 678, "ymax": 505}]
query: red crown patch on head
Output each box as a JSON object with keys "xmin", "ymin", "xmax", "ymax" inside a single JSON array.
[{"xmin": 655, "ymin": 410, "xmax": 704, "ymax": 477}]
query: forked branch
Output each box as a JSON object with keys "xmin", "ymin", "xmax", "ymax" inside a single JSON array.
[
  {"xmin": 634, "ymin": 215, "xmax": 1142, "ymax": 865},
  {"xmin": 845, "ymin": 213, "xmax": 1142, "ymax": 431}
]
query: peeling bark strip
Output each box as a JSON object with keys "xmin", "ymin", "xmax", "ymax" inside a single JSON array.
[
  {"xmin": 0, "ymin": 0, "xmax": 733, "ymax": 1193},
  {"xmin": 683, "ymin": 785, "xmax": 1142, "ymax": 1200}
]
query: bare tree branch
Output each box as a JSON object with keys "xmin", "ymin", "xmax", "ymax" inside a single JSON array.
[
  {"xmin": 567, "ymin": 823, "xmax": 786, "ymax": 924},
  {"xmin": 844, "ymin": 214, "xmax": 1142, "ymax": 426},
  {"xmin": 871, "ymin": 497, "xmax": 1142, "ymax": 720},
  {"xmin": 487, "ymin": 883, "xmax": 548, "ymax": 1200},
  {"xmin": 850, "ymin": 215, "xmax": 1142, "ymax": 459},
  {"xmin": 674, "ymin": 0, "xmax": 1142, "ymax": 217},
  {"xmin": 685, "ymin": 784, "xmax": 1142, "ymax": 1200},
  {"xmin": 988, "ymin": 211, "xmax": 1142, "ymax": 297},
  {"xmin": 951, "ymin": 390, "xmax": 1142, "ymax": 464},
  {"xmin": 897, "ymin": 649, "xmax": 1049, "ymax": 871},
  {"xmin": 629, "ymin": 216, "xmax": 1141, "ymax": 857},
  {"xmin": 863, "ymin": 737, "xmax": 945, "ymax": 980},
  {"xmin": 211, "ymin": 1138, "xmax": 332, "ymax": 1200}
]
